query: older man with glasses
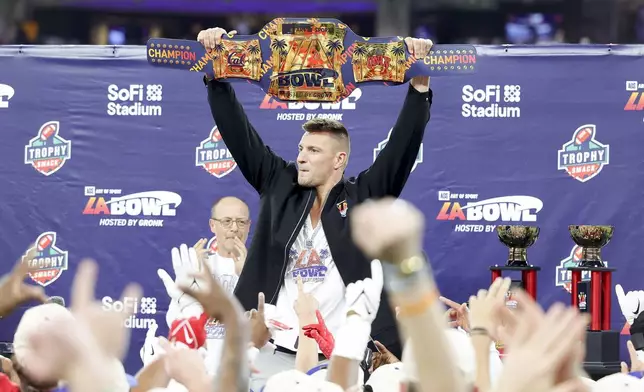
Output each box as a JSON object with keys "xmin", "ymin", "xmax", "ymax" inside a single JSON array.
[
  {"xmin": 206, "ymin": 196, "xmax": 251, "ymax": 277},
  {"xmin": 152, "ymin": 196, "xmax": 251, "ymax": 377}
]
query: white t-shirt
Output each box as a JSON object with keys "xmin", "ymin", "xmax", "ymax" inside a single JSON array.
[
  {"xmin": 273, "ymin": 215, "xmax": 347, "ymax": 351},
  {"xmin": 204, "ymin": 253, "xmax": 239, "ymax": 374}
]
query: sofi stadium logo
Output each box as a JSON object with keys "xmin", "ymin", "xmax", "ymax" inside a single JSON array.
[
  {"xmin": 436, "ymin": 190, "xmax": 542, "ymax": 233},
  {"xmin": 259, "ymin": 88, "xmax": 362, "ymax": 121},
  {"xmin": 22, "ymin": 232, "xmax": 69, "ymax": 287},
  {"xmin": 461, "ymin": 84, "xmax": 521, "ymax": 118},
  {"xmin": 107, "ymin": 84, "xmax": 163, "ymax": 116},
  {"xmin": 82, "ymin": 186, "xmax": 181, "ymax": 227},
  {"xmin": 557, "ymin": 124, "xmax": 609, "ymax": 183}
]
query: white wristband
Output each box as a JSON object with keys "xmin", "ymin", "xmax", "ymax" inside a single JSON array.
[{"xmin": 331, "ymin": 315, "xmax": 372, "ymax": 361}]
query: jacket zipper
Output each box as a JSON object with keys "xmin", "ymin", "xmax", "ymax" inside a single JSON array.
[{"xmin": 270, "ymin": 190, "xmax": 314, "ymax": 304}]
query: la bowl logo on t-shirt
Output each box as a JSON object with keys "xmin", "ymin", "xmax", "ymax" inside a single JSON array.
[
  {"xmin": 289, "ymin": 248, "xmax": 329, "ymax": 283},
  {"xmin": 557, "ymin": 124, "xmax": 609, "ymax": 183},
  {"xmin": 195, "ymin": 126, "xmax": 237, "ymax": 178}
]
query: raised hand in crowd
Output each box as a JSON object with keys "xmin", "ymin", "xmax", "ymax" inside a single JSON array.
[
  {"xmin": 21, "ymin": 259, "xmax": 141, "ymax": 392},
  {"xmin": 247, "ymin": 292, "xmax": 271, "ymax": 349},
  {"xmin": 351, "ymin": 197, "xmax": 467, "ymax": 392},
  {"xmin": 325, "ymin": 259, "xmax": 384, "ymax": 390},
  {"xmin": 172, "ymin": 243, "xmax": 250, "ymax": 392},
  {"xmin": 491, "ymin": 290, "xmax": 589, "ymax": 392},
  {"xmin": 0, "ymin": 246, "xmax": 47, "ymax": 317},
  {"xmin": 468, "ymin": 277, "xmax": 512, "ymax": 342},
  {"xmin": 157, "ymin": 336, "xmax": 211, "ymax": 391},
  {"xmin": 157, "ymin": 244, "xmax": 204, "ymax": 326},
  {"xmin": 293, "ymin": 276, "xmax": 321, "ymax": 372},
  {"xmin": 466, "ymin": 277, "xmax": 512, "ymax": 392},
  {"xmin": 621, "ymin": 340, "xmax": 644, "ymax": 374},
  {"xmin": 370, "ymin": 340, "xmax": 399, "ymax": 373},
  {"xmin": 440, "ymin": 295, "xmax": 471, "ymax": 331},
  {"xmin": 140, "ymin": 322, "xmax": 162, "ymax": 366}
]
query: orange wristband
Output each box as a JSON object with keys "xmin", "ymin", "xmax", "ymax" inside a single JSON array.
[{"xmin": 396, "ymin": 290, "xmax": 439, "ymax": 317}]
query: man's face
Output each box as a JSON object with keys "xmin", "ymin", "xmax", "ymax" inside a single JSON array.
[
  {"xmin": 208, "ymin": 199, "xmax": 251, "ymax": 254},
  {"xmin": 297, "ymin": 132, "xmax": 340, "ymax": 187}
]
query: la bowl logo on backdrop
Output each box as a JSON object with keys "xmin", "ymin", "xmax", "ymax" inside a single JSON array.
[
  {"xmin": 555, "ymin": 245, "xmax": 607, "ymax": 293},
  {"xmin": 106, "ymin": 84, "xmax": 163, "ymax": 116},
  {"xmin": 195, "ymin": 126, "xmax": 237, "ymax": 178},
  {"xmin": 436, "ymin": 190, "xmax": 543, "ymax": 233},
  {"xmin": 624, "ymin": 80, "xmax": 644, "ymax": 121},
  {"xmin": 260, "ymin": 88, "xmax": 362, "ymax": 121},
  {"xmin": 82, "ymin": 186, "xmax": 181, "ymax": 228},
  {"xmin": 24, "ymin": 121, "xmax": 72, "ymax": 176},
  {"xmin": 0, "ymin": 83, "xmax": 15, "ymax": 108},
  {"xmin": 557, "ymin": 124, "xmax": 609, "ymax": 183},
  {"xmin": 461, "ymin": 84, "xmax": 521, "ymax": 118},
  {"xmin": 102, "ymin": 296, "xmax": 157, "ymax": 329},
  {"xmin": 22, "ymin": 232, "xmax": 69, "ymax": 287},
  {"xmin": 373, "ymin": 128, "xmax": 423, "ymax": 172}
]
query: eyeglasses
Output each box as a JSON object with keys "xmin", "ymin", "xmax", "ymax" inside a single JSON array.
[{"xmin": 211, "ymin": 218, "xmax": 250, "ymax": 228}]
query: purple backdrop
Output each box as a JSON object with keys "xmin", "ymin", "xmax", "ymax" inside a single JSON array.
[{"xmin": 0, "ymin": 44, "xmax": 643, "ymax": 374}]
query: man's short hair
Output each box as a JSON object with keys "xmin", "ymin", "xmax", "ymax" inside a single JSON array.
[
  {"xmin": 210, "ymin": 196, "xmax": 249, "ymax": 218},
  {"xmin": 302, "ymin": 118, "xmax": 349, "ymax": 140}
]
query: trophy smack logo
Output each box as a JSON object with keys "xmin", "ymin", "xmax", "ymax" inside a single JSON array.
[
  {"xmin": 555, "ymin": 246, "xmax": 608, "ymax": 293},
  {"xmin": 82, "ymin": 186, "xmax": 181, "ymax": 228},
  {"xmin": 22, "ymin": 232, "xmax": 69, "ymax": 287},
  {"xmin": 374, "ymin": 128, "xmax": 423, "ymax": 173},
  {"xmin": 195, "ymin": 126, "xmax": 237, "ymax": 178},
  {"xmin": 260, "ymin": 87, "xmax": 362, "ymax": 122},
  {"xmin": 436, "ymin": 191, "xmax": 543, "ymax": 233},
  {"xmin": 461, "ymin": 84, "xmax": 521, "ymax": 119},
  {"xmin": 24, "ymin": 121, "xmax": 72, "ymax": 176},
  {"xmin": 557, "ymin": 124, "xmax": 609, "ymax": 183}
]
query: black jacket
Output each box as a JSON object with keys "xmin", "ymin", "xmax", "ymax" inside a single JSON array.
[{"xmin": 204, "ymin": 78, "xmax": 432, "ymax": 356}]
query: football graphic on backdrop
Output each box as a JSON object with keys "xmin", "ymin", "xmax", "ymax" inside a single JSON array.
[
  {"xmin": 40, "ymin": 122, "xmax": 57, "ymax": 141},
  {"xmin": 574, "ymin": 126, "xmax": 593, "ymax": 145}
]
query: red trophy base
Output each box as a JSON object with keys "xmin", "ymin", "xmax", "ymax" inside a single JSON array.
[
  {"xmin": 490, "ymin": 265, "xmax": 540, "ymax": 299},
  {"xmin": 567, "ymin": 266, "xmax": 621, "ymax": 378}
]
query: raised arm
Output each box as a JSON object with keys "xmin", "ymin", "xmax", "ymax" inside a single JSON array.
[
  {"xmin": 356, "ymin": 38, "xmax": 433, "ymax": 198},
  {"xmin": 200, "ymin": 27, "xmax": 287, "ymax": 194}
]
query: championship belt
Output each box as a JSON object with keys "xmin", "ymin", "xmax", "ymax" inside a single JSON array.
[{"xmin": 147, "ymin": 18, "xmax": 478, "ymax": 102}]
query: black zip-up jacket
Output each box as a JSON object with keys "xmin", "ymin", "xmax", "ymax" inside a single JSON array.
[{"xmin": 204, "ymin": 78, "xmax": 432, "ymax": 357}]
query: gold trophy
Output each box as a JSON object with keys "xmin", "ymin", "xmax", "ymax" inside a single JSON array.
[
  {"xmin": 568, "ymin": 225, "xmax": 614, "ymax": 268},
  {"xmin": 496, "ymin": 225, "xmax": 540, "ymax": 267}
]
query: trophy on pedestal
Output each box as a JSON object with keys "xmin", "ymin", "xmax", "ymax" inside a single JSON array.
[
  {"xmin": 490, "ymin": 225, "xmax": 541, "ymax": 299},
  {"xmin": 565, "ymin": 225, "xmax": 619, "ymax": 375}
]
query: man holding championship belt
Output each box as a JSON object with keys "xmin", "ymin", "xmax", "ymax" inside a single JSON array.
[{"xmin": 198, "ymin": 26, "xmax": 432, "ymax": 387}]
